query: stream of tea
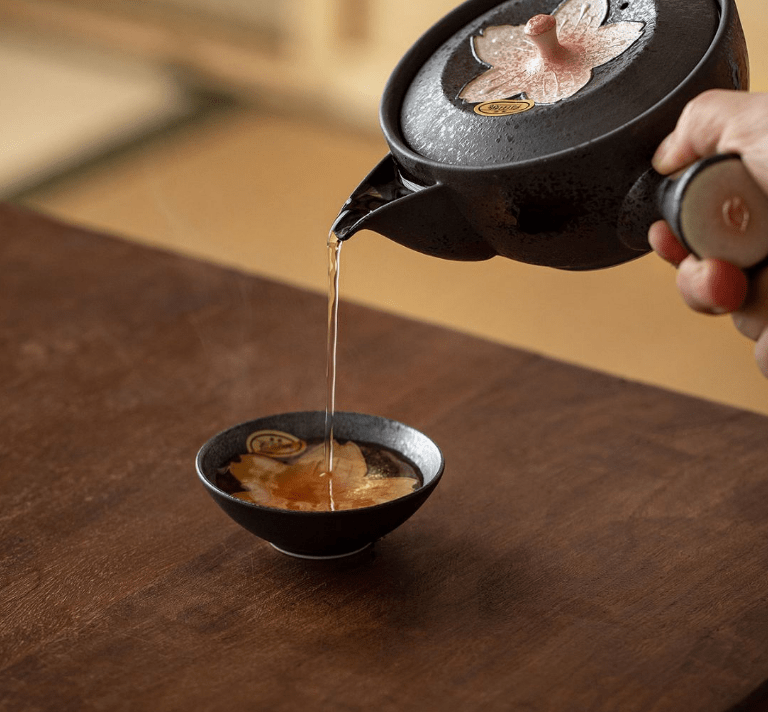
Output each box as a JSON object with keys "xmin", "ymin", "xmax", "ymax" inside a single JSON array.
[{"xmin": 322, "ymin": 232, "xmax": 343, "ymax": 508}]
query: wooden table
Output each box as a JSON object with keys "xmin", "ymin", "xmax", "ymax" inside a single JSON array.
[{"xmin": 3, "ymin": 204, "xmax": 768, "ymax": 712}]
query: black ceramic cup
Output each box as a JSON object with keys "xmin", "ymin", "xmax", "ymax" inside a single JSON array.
[{"xmin": 195, "ymin": 411, "xmax": 444, "ymax": 559}]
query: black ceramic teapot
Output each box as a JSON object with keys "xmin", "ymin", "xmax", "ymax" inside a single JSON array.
[{"xmin": 333, "ymin": 0, "xmax": 768, "ymax": 271}]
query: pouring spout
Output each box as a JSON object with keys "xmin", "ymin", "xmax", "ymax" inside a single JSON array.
[
  {"xmin": 331, "ymin": 154, "xmax": 495, "ymax": 261},
  {"xmin": 331, "ymin": 154, "xmax": 413, "ymax": 240}
]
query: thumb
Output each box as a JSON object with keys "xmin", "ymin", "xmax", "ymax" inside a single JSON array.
[{"xmin": 652, "ymin": 90, "xmax": 736, "ymax": 175}]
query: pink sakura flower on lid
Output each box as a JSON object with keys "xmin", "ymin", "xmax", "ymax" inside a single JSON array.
[{"xmin": 460, "ymin": 0, "xmax": 644, "ymax": 106}]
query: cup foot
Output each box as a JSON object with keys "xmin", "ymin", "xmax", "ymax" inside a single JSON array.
[{"xmin": 269, "ymin": 542, "xmax": 373, "ymax": 560}]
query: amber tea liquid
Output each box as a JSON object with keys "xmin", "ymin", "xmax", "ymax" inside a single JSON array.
[
  {"xmin": 219, "ymin": 437, "xmax": 421, "ymax": 512},
  {"xmin": 324, "ymin": 232, "xmax": 342, "ymax": 484}
]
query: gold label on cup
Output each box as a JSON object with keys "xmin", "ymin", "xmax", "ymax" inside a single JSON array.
[
  {"xmin": 474, "ymin": 99, "xmax": 535, "ymax": 116},
  {"xmin": 247, "ymin": 430, "xmax": 307, "ymax": 458}
]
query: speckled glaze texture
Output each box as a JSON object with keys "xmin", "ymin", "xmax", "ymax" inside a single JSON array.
[
  {"xmin": 196, "ymin": 412, "xmax": 445, "ymax": 558},
  {"xmin": 337, "ymin": 0, "xmax": 748, "ymax": 270}
]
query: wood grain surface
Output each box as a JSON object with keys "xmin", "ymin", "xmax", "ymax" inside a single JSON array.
[{"xmin": 2, "ymin": 204, "xmax": 768, "ymax": 712}]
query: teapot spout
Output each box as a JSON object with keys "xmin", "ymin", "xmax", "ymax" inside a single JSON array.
[{"xmin": 332, "ymin": 155, "xmax": 495, "ymax": 261}]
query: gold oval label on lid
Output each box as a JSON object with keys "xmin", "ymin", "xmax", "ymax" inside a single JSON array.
[
  {"xmin": 246, "ymin": 430, "xmax": 306, "ymax": 458},
  {"xmin": 474, "ymin": 99, "xmax": 535, "ymax": 116}
]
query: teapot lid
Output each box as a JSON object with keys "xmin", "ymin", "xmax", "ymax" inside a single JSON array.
[{"xmin": 397, "ymin": 0, "xmax": 719, "ymax": 167}]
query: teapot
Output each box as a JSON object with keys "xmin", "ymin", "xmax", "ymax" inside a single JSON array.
[{"xmin": 332, "ymin": 0, "xmax": 768, "ymax": 271}]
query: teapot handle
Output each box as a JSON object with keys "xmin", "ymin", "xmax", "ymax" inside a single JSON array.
[{"xmin": 658, "ymin": 154, "xmax": 768, "ymax": 269}]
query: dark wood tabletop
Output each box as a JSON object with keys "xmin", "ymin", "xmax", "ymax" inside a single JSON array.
[{"xmin": 3, "ymin": 203, "xmax": 768, "ymax": 712}]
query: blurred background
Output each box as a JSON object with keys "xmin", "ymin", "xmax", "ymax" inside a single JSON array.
[{"xmin": 2, "ymin": 0, "xmax": 768, "ymax": 415}]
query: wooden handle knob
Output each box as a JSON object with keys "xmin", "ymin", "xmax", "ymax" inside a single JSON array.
[{"xmin": 661, "ymin": 155, "xmax": 768, "ymax": 269}]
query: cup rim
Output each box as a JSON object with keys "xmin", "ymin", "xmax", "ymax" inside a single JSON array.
[{"xmin": 195, "ymin": 411, "xmax": 445, "ymax": 517}]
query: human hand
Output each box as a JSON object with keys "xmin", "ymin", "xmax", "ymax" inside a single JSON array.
[{"xmin": 648, "ymin": 90, "xmax": 768, "ymax": 378}]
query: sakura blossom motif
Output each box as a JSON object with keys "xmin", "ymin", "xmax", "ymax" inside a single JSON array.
[{"xmin": 460, "ymin": 0, "xmax": 644, "ymax": 107}]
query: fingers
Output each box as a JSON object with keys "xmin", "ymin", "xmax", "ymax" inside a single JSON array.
[
  {"xmin": 650, "ymin": 90, "xmax": 768, "ymax": 378},
  {"xmin": 676, "ymin": 255, "xmax": 749, "ymax": 314},
  {"xmin": 756, "ymin": 330, "xmax": 768, "ymax": 378},
  {"xmin": 652, "ymin": 226, "xmax": 767, "ymax": 377},
  {"xmin": 648, "ymin": 220, "xmax": 748, "ymax": 313},
  {"xmin": 648, "ymin": 220, "xmax": 690, "ymax": 266},
  {"xmin": 652, "ymin": 90, "xmax": 734, "ymax": 175},
  {"xmin": 652, "ymin": 91, "xmax": 768, "ymax": 194}
]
